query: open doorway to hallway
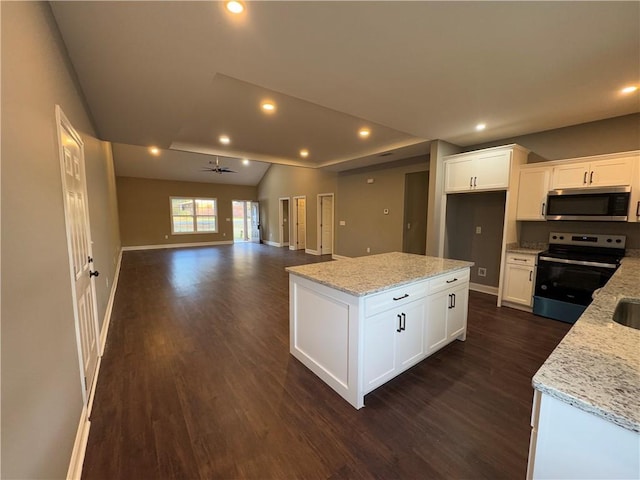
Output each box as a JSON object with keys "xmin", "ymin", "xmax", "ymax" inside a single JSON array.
[{"xmin": 232, "ymin": 200, "xmax": 260, "ymax": 243}]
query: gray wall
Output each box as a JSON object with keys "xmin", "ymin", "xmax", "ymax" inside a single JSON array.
[
  {"xmin": 445, "ymin": 191, "xmax": 506, "ymax": 287},
  {"xmin": 257, "ymin": 163, "xmax": 337, "ymax": 251},
  {"xmin": 465, "ymin": 113, "xmax": 640, "ymax": 162},
  {"xmin": 116, "ymin": 176, "xmax": 257, "ymax": 247},
  {"xmin": 336, "ymin": 156, "xmax": 428, "ymax": 257},
  {"xmin": 1, "ymin": 2, "xmax": 121, "ymax": 478}
]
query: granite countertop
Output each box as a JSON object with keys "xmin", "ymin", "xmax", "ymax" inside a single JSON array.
[
  {"xmin": 533, "ymin": 256, "xmax": 640, "ymax": 433},
  {"xmin": 286, "ymin": 252, "xmax": 474, "ymax": 297}
]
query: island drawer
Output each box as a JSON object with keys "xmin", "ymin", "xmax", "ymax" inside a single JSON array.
[
  {"xmin": 429, "ymin": 268, "xmax": 470, "ymax": 294},
  {"xmin": 364, "ymin": 280, "xmax": 429, "ymax": 317}
]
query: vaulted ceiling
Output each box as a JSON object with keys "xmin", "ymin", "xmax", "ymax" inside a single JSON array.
[{"xmin": 51, "ymin": 1, "xmax": 640, "ymax": 185}]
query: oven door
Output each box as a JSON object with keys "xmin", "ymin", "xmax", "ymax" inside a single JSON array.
[{"xmin": 534, "ymin": 256, "xmax": 617, "ymax": 306}]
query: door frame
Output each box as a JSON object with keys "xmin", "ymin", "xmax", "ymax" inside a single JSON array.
[
  {"xmin": 278, "ymin": 197, "xmax": 290, "ymax": 247},
  {"xmin": 55, "ymin": 105, "xmax": 100, "ymax": 407},
  {"xmin": 291, "ymin": 195, "xmax": 306, "ymax": 251},
  {"xmin": 317, "ymin": 193, "xmax": 334, "ymax": 255}
]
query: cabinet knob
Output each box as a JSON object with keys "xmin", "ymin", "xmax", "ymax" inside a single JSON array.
[
  {"xmin": 393, "ymin": 293, "xmax": 409, "ymax": 301},
  {"xmin": 397, "ymin": 314, "xmax": 402, "ymax": 333}
]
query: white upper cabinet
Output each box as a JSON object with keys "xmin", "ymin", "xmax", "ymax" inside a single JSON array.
[
  {"xmin": 516, "ymin": 166, "xmax": 551, "ymax": 220},
  {"xmin": 444, "ymin": 147, "xmax": 516, "ymax": 193},
  {"xmin": 551, "ymin": 157, "xmax": 634, "ymax": 189}
]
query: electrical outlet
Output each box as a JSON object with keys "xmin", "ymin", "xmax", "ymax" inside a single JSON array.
[
  {"xmin": 366, "ymin": 247, "xmax": 371, "ymax": 253},
  {"xmin": 106, "ymin": 277, "xmax": 109, "ymax": 289},
  {"xmin": 478, "ymin": 267, "xmax": 487, "ymax": 277},
  {"xmin": 165, "ymin": 234, "xmax": 168, "ymax": 239},
  {"xmin": 475, "ymin": 226, "xmax": 482, "ymax": 234}
]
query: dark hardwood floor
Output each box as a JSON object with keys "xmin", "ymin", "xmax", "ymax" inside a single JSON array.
[{"xmin": 82, "ymin": 244, "xmax": 571, "ymax": 480}]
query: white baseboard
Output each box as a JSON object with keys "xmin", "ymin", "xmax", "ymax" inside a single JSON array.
[
  {"xmin": 99, "ymin": 249, "xmax": 122, "ymax": 355},
  {"xmin": 66, "ymin": 405, "xmax": 90, "ymax": 480},
  {"xmin": 283, "ymin": 242, "xmax": 290, "ymax": 247},
  {"xmin": 122, "ymin": 240, "xmax": 233, "ymax": 251},
  {"xmin": 469, "ymin": 282, "xmax": 499, "ymax": 296},
  {"xmin": 332, "ymin": 254, "xmax": 350, "ymax": 260},
  {"xmin": 305, "ymin": 248, "xmax": 320, "ymax": 255},
  {"xmin": 264, "ymin": 240, "xmax": 281, "ymax": 247}
]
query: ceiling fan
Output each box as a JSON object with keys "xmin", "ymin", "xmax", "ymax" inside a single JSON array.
[{"xmin": 202, "ymin": 156, "xmax": 236, "ymax": 174}]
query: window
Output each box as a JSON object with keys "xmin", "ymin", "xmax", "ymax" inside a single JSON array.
[{"xmin": 170, "ymin": 197, "xmax": 217, "ymax": 234}]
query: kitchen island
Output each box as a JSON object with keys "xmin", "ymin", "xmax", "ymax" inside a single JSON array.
[
  {"xmin": 527, "ymin": 256, "xmax": 640, "ymax": 479},
  {"xmin": 286, "ymin": 252, "xmax": 473, "ymax": 409}
]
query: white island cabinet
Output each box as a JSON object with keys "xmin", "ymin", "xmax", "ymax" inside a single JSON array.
[{"xmin": 287, "ymin": 252, "xmax": 472, "ymax": 409}]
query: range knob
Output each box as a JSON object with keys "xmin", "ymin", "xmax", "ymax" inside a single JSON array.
[
  {"xmin": 616, "ymin": 239, "xmax": 622, "ymax": 243},
  {"xmin": 606, "ymin": 238, "xmax": 612, "ymax": 243}
]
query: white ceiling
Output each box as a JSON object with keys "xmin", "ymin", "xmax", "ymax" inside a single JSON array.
[{"xmin": 51, "ymin": 1, "xmax": 640, "ymax": 186}]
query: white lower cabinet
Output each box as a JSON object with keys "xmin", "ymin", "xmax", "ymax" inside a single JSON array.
[
  {"xmin": 363, "ymin": 298, "xmax": 426, "ymax": 392},
  {"xmin": 528, "ymin": 391, "xmax": 640, "ymax": 479},
  {"xmin": 502, "ymin": 253, "xmax": 536, "ymax": 308},
  {"xmin": 289, "ymin": 267, "xmax": 471, "ymax": 409},
  {"xmin": 426, "ymin": 282, "xmax": 469, "ymax": 354}
]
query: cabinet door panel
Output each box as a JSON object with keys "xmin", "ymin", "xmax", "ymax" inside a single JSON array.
[
  {"xmin": 447, "ymin": 285, "xmax": 468, "ymax": 340},
  {"xmin": 396, "ymin": 300, "xmax": 426, "ymax": 369},
  {"xmin": 552, "ymin": 162, "xmax": 589, "ymax": 189},
  {"xmin": 590, "ymin": 158, "xmax": 633, "ymax": 187},
  {"xmin": 444, "ymin": 158, "xmax": 475, "ymax": 193},
  {"xmin": 426, "ymin": 290, "xmax": 449, "ymax": 354},
  {"xmin": 474, "ymin": 151, "xmax": 511, "ymax": 190},
  {"xmin": 503, "ymin": 264, "xmax": 534, "ymax": 306},
  {"xmin": 363, "ymin": 310, "xmax": 396, "ymax": 391},
  {"xmin": 516, "ymin": 168, "xmax": 551, "ymax": 220}
]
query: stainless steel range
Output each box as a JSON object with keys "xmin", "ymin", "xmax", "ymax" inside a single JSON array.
[{"xmin": 533, "ymin": 232, "xmax": 626, "ymax": 324}]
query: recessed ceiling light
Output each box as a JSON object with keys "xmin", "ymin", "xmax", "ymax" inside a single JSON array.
[
  {"xmin": 149, "ymin": 146, "xmax": 160, "ymax": 155},
  {"xmin": 219, "ymin": 135, "xmax": 230, "ymax": 145},
  {"xmin": 225, "ymin": 1, "xmax": 244, "ymax": 14},
  {"xmin": 621, "ymin": 85, "xmax": 638, "ymax": 94},
  {"xmin": 242, "ymin": 159, "xmax": 249, "ymax": 165},
  {"xmin": 300, "ymin": 149, "xmax": 309, "ymax": 158},
  {"xmin": 359, "ymin": 128, "xmax": 371, "ymax": 138},
  {"xmin": 261, "ymin": 101, "xmax": 276, "ymax": 113},
  {"xmin": 475, "ymin": 123, "xmax": 487, "ymax": 131}
]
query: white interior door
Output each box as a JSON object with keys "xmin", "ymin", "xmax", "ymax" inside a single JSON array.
[
  {"xmin": 56, "ymin": 106, "xmax": 99, "ymax": 404},
  {"xmin": 250, "ymin": 201, "xmax": 260, "ymax": 243},
  {"xmin": 294, "ymin": 197, "xmax": 306, "ymax": 250},
  {"xmin": 279, "ymin": 198, "xmax": 290, "ymax": 246},
  {"xmin": 320, "ymin": 195, "xmax": 333, "ymax": 255}
]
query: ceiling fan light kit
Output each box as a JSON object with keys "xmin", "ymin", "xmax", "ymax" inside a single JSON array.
[{"xmin": 203, "ymin": 156, "xmax": 237, "ymax": 174}]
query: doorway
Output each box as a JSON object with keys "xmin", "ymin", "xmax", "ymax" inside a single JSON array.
[
  {"xmin": 317, "ymin": 193, "xmax": 334, "ymax": 255},
  {"xmin": 279, "ymin": 197, "xmax": 290, "ymax": 247},
  {"xmin": 291, "ymin": 196, "xmax": 306, "ymax": 250},
  {"xmin": 232, "ymin": 200, "xmax": 260, "ymax": 243},
  {"xmin": 56, "ymin": 105, "xmax": 100, "ymax": 406},
  {"xmin": 402, "ymin": 171, "xmax": 429, "ymax": 255}
]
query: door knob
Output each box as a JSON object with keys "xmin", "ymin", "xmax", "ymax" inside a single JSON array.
[{"xmin": 89, "ymin": 270, "xmax": 100, "ymax": 278}]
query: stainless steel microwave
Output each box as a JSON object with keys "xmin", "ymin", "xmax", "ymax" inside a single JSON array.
[{"xmin": 545, "ymin": 186, "xmax": 631, "ymax": 221}]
